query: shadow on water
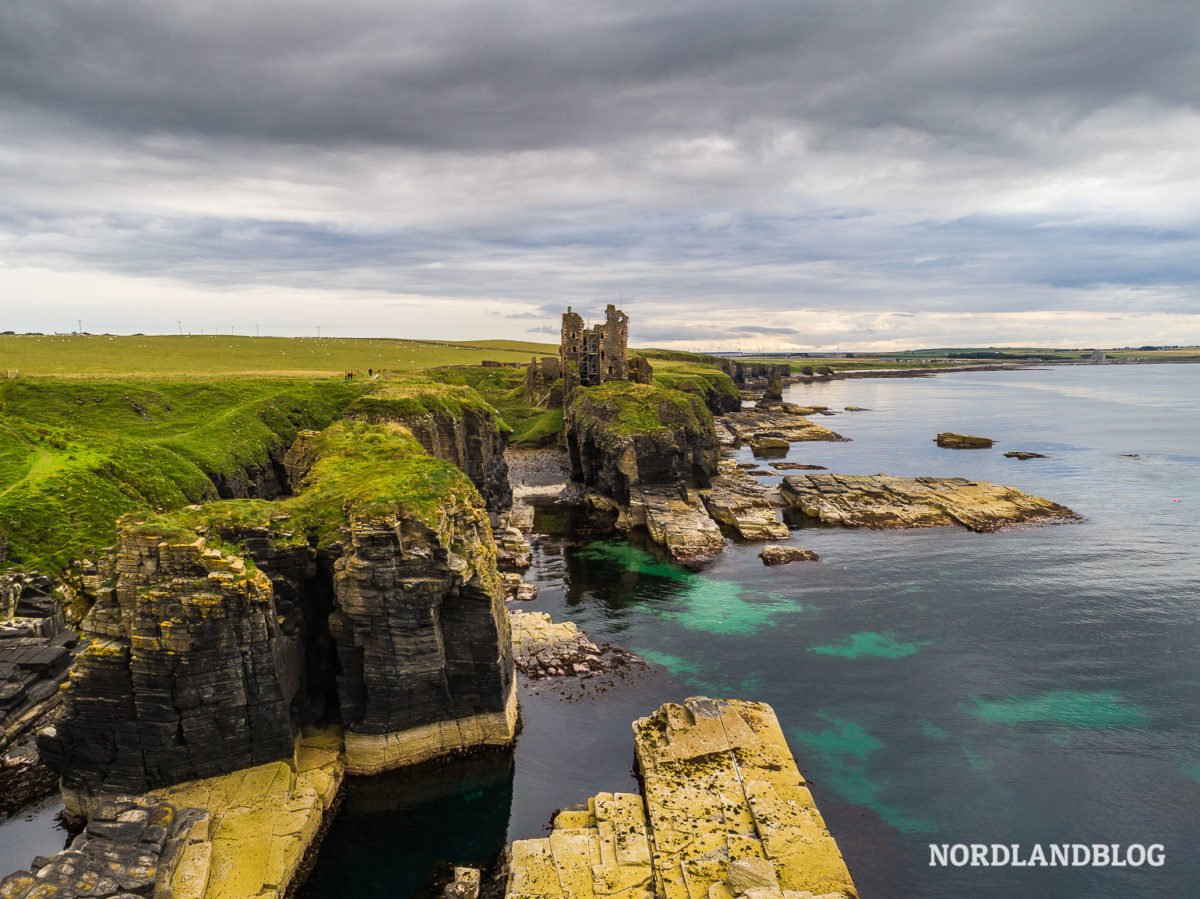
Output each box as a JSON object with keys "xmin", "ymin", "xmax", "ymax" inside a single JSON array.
[{"xmin": 297, "ymin": 750, "xmax": 515, "ymax": 899}]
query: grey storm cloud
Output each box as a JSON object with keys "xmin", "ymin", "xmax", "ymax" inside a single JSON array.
[{"xmin": 1, "ymin": 0, "xmax": 1199, "ymax": 347}]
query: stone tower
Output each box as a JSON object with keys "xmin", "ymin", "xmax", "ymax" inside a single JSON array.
[
  {"xmin": 561, "ymin": 307, "xmax": 585, "ymax": 369},
  {"xmin": 601, "ymin": 304, "xmax": 629, "ymax": 381}
]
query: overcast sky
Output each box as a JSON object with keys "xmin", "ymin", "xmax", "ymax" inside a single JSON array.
[{"xmin": 2, "ymin": 0, "xmax": 1199, "ymax": 350}]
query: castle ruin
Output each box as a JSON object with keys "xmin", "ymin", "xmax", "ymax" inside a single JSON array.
[{"xmin": 561, "ymin": 304, "xmax": 630, "ymax": 386}]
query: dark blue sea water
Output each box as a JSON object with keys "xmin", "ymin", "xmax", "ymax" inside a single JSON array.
[
  {"xmin": 8, "ymin": 365, "xmax": 1199, "ymax": 897},
  {"xmin": 305, "ymin": 364, "xmax": 1200, "ymax": 898}
]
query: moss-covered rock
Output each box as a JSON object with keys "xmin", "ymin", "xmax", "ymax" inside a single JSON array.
[
  {"xmin": 565, "ymin": 382, "xmax": 718, "ymax": 504},
  {"xmin": 347, "ymin": 379, "xmax": 512, "ymax": 511}
]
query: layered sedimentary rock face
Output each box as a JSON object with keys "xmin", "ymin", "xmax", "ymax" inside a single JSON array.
[
  {"xmin": 566, "ymin": 382, "xmax": 719, "ymax": 504},
  {"xmin": 346, "ymin": 381, "xmax": 512, "ymax": 512},
  {"xmin": 40, "ymin": 420, "xmax": 516, "ymax": 805},
  {"xmin": 39, "ymin": 532, "xmax": 300, "ymax": 808}
]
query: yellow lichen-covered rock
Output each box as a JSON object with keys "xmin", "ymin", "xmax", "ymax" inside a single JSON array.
[
  {"xmin": 154, "ymin": 726, "xmax": 345, "ymax": 899},
  {"xmin": 724, "ymin": 408, "xmax": 845, "ymax": 446},
  {"xmin": 779, "ymin": 473, "xmax": 1077, "ymax": 532},
  {"xmin": 506, "ymin": 792, "xmax": 655, "ymax": 899},
  {"xmin": 633, "ymin": 698, "xmax": 858, "ymax": 899},
  {"xmin": 505, "ymin": 699, "xmax": 856, "ymax": 899},
  {"xmin": 343, "ymin": 681, "xmax": 517, "ymax": 775}
]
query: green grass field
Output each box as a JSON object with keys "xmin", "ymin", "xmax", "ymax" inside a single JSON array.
[
  {"xmin": 0, "ymin": 334, "xmax": 557, "ymax": 377},
  {"xmin": 0, "ymin": 377, "xmax": 361, "ymax": 571}
]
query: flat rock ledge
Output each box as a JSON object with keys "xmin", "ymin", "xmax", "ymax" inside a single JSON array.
[
  {"xmin": 510, "ymin": 611, "xmax": 641, "ymax": 680},
  {"xmin": 780, "ymin": 473, "xmax": 1078, "ymax": 532},
  {"xmin": 2, "ymin": 727, "xmax": 344, "ymax": 899},
  {"xmin": 622, "ymin": 488, "xmax": 725, "ymax": 564},
  {"xmin": 702, "ymin": 461, "xmax": 789, "ymax": 541},
  {"xmin": 343, "ymin": 683, "xmax": 518, "ymax": 776},
  {"xmin": 505, "ymin": 697, "xmax": 857, "ymax": 899},
  {"xmin": 0, "ymin": 794, "xmax": 208, "ymax": 899},
  {"xmin": 760, "ymin": 546, "xmax": 820, "ymax": 565},
  {"xmin": 720, "ymin": 408, "xmax": 846, "ymax": 448}
]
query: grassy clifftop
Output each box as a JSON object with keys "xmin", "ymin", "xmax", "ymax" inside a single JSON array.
[
  {"xmin": 133, "ymin": 419, "xmax": 488, "ymax": 561},
  {"xmin": 426, "ymin": 365, "xmax": 563, "ymax": 445},
  {"xmin": 0, "ymin": 377, "xmax": 361, "ymax": 572},
  {"xmin": 651, "ymin": 359, "xmax": 740, "ymax": 410},
  {"xmin": 568, "ymin": 381, "xmax": 714, "ymax": 438},
  {"xmin": 346, "ymin": 377, "xmax": 505, "ymax": 426}
]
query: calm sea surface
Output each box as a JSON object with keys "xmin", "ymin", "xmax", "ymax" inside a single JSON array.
[{"xmin": 7, "ymin": 365, "xmax": 1199, "ymax": 897}]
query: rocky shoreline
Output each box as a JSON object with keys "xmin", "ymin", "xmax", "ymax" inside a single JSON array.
[{"xmin": 0, "ymin": 361, "xmax": 1084, "ymax": 898}]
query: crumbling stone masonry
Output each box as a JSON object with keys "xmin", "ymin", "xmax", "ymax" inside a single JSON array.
[{"xmin": 561, "ymin": 304, "xmax": 630, "ymax": 387}]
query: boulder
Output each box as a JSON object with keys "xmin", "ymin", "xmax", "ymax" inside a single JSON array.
[
  {"xmin": 935, "ymin": 432, "xmax": 994, "ymax": 449},
  {"xmin": 760, "ymin": 546, "xmax": 820, "ymax": 565},
  {"xmin": 509, "ymin": 610, "xmax": 640, "ymax": 679}
]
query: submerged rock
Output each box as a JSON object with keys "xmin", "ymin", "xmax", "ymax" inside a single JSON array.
[
  {"xmin": 760, "ymin": 545, "xmax": 820, "ymax": 565},
  {"xmin": 935, "ymin": 432, "xmax": 994, "ymax": 449},
  {"xmin": 1004, "ymin": 451, "xmax": 1047, "ymax": 460},
  {"xmin": 780, "ymin": 473, "xmax": 1077, "ymax": 532},
  {"xmin": 770, "ymin": 462, "xmax": 827, "ymax": 471},
  {"xmin": 505, "ymin": 697, "xmax": 858, "ymax": 899}
]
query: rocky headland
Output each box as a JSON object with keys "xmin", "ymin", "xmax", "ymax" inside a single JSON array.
[{"xmin": 565, "ymin": 381, "xmax": 725, "ymax": 562}]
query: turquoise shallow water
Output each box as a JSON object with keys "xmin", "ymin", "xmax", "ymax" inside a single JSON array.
[{"xmin": 6, "ymin": 365, "xmax": 1197, "ymax": 897}]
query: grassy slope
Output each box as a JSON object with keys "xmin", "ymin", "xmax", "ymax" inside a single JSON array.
[
  {"xmin": 0, "ymin": 334, "xmax": 556, "ymax": 376},
  {"xmin": 0, "ymin": 377, "xmax": 361, "ymax": 571},
  {"xmin": 425, "ymin": 365, "xmax": 563, "ymax": 445},
  {"xmin": 346, "ymin": 377, "xmax": 506, "ymax": 426},
  {"xmin": 651, "ymin": 358, "xmax": 740, "ymax": 407}
]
